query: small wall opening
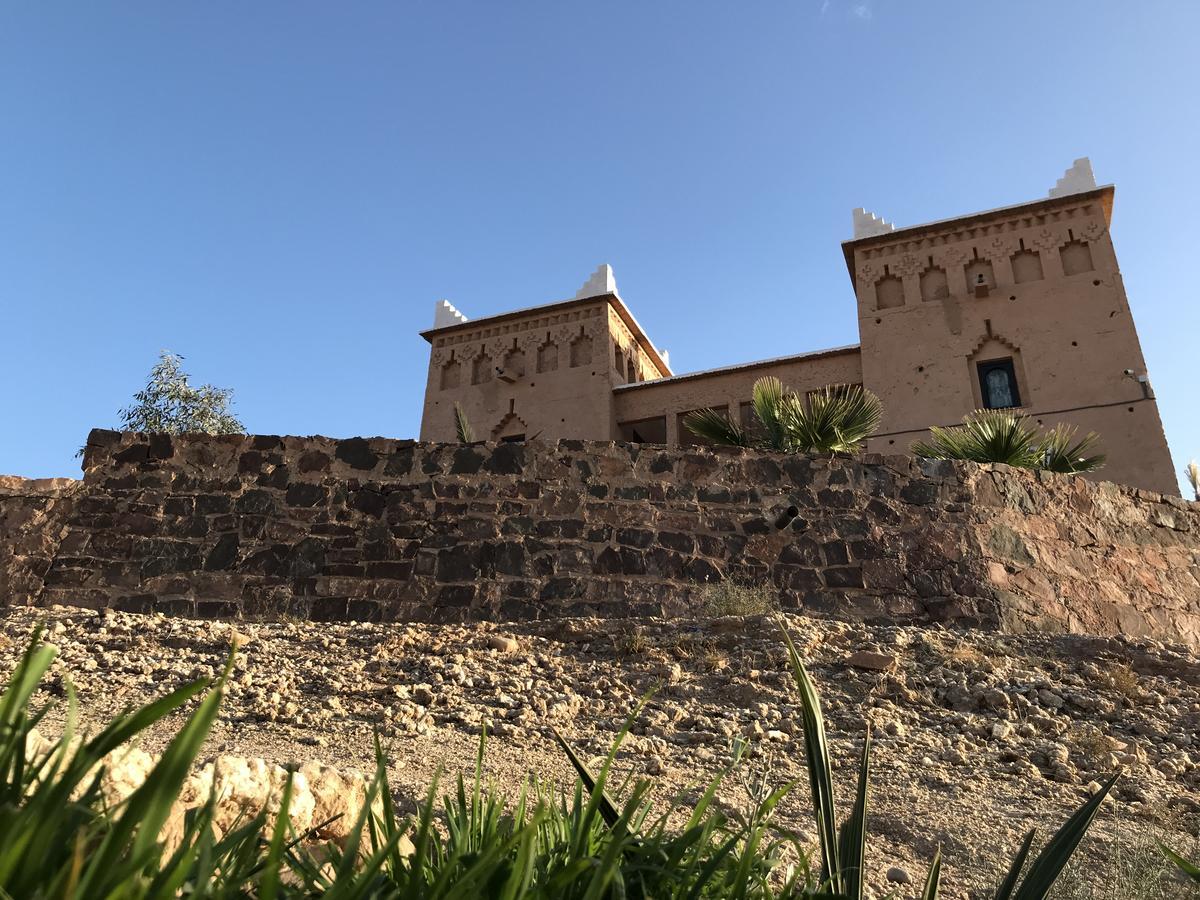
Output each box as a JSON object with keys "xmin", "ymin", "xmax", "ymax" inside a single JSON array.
[
  {"xmin": 569, "ymin": 329, "xmax": 593, "ymax": 367},
  {"xmin": 1060, "ymin": 240, "xmax": 1094, "ymax": 276},
  {"xmin": 919, "ymin": 266, "xmax": 949, "ymax": 301},
  {"xmin": 875, "ymin": 274, "xmax": 904, "ymax": 309},
  {"xmin": 617, "ymin": 416, "xmax": 667, "ymax": 444},
  {"xmin": 1010, "ymin": 249, "xmax": 1044, "ymax": 283}
]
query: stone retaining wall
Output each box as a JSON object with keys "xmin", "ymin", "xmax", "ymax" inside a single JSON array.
[{"xmin": 1, "ymin": 429, "xmax": 1197, "ymax": 647}]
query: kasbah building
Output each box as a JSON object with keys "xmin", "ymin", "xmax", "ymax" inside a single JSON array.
[{"xmin": 420, "ymin": 159, "xmax": 1177, "ymax": 496}]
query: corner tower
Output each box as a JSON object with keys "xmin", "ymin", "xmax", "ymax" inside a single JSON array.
[
  {"xmin": 844, "ymin": 159, "xmax": 1176, "ymax": 493},
  {"xmin": 418, "ymin": 266, "xmax": 671, "ymax": 442}
]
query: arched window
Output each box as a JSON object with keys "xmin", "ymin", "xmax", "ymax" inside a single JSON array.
[
  {"xmin": 977, "ymin": 359, "xmax": 1021, "ymax": 409},
  {"xmin": 919, "ymin": 266, "xmax": 948, "ymax": 301},
  {"xmin": 471, "ymin": 353, "xmax": 493, "ymax": 385},
  {"xmin": 965, "ymin": 259, "xmax": 996, "ymax": 293},
  {"xmin": 569, "ymin": 329, "xmax": 592, "ymax": 367},
  {"xmin": 1010, "ymin": 249, "xmax": 1044, "ymax": 283},
  {"xmin": 875, "ymin": 274, "xmax": 904, "ymax": 309},
  {"xmin": 1060, "ymin": 240, "xmax": 1094, "ymax": 276},
  {"xmin": 536, "ymin": 336, "xmax": 558, "ymax": 373},
  {"xmin": 502, "ymin": 347, "xmax": 526, "ymax": 378}
]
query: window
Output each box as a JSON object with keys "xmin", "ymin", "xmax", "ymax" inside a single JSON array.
[
  {"xmin": 977, "ymin": 359, "xmax": 1021, "ymax": 409},
  {"xmin": 678, "ymin": 408, "xmax": 729, "ymax": 446},
  {"xmin": 617, "ymin": 416, "xmax": 667, "ymax": 444}
]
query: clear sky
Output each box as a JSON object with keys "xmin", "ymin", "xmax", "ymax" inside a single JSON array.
[{"xmin": 2, "ymin": 2, "xmax": 1197, "ymax": 491}]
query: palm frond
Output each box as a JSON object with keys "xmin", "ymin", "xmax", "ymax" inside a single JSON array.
[
  {"xmin": 786, "ymin": 384, "xmax": 883, "ymax": 454},
  {"xmin": 912, "ymin": 410, "xmax": 1043, "ymax": 468},
  {"xmin": 683, "ymin": 408, "xmax": 749, "ymax": 448},
  {"xmin": 1187, "ymin": 461, "xmax": 1200, "ymax": 501},
  {"xmin": 1037, "ymin": 425, "xmax": 1105, "ymax": 474},
  {"xmin": 454, "ymin": 403, "xmax": 475, "ymax": 443},
  {"xmin": 751, "ymin": 376, "xmax": 790, "ymax": 451}
]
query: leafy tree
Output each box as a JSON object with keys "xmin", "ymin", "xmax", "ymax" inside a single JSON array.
[
  {"xmin": 119, "ymin": 351, "xmax": 244, "ymax": 434},
  {"xmin": 684, "ymin": 377, "xmax": 883, "ymax": 454},
  {"xmin": 912, "ymin": 409, "xmax": 1104, "ymax": 474}
]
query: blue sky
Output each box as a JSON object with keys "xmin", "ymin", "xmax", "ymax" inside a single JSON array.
[{"xmin": 2, "ymin": 2, "xmax": 1198, "ymax": 491}]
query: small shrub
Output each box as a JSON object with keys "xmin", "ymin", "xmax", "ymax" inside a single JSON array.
[{"xmin": 700, "ymin": 580, "xmax": 780, "ymax": 617}]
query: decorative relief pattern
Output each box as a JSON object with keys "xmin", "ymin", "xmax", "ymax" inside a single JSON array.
[
  {"xmin": 854, "ymin": 201, "xmax": 1092, "ymax": 258},
  {"xmin": 1031, "ymin": 228, "xmax": 1061, "ymax": 254},
  {"xmin": 983, "ymin": 237, "xmax": 1015, "ymax": 262},
  {"xmin": 893, "ymin": 254, "xmax": 922, "ymax": 277}
]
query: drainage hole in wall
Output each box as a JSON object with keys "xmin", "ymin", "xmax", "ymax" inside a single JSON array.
[
  {"xmin": 1071, "ymin": 341, "xmax": 1078, "ymax": 347},
  {"xmin": 1127, "ymin": 407, "xmax": 1134, "ymax": 412},
  {"xmin": 1093, "ymin": 279, "xmax": 1101, "ymax": 286},
  {"xmin": 888, "ymin": 439, "xmax": 895, "ymax": 445},
  {"xmin": 875, "ymin": 318, "xmax": 882, "ymax": 324},
  {"xmin": 1009, "ymin": 295, "xmax": 1016, "ymax": 301},
  {"xmin": 917, "ymin": 366, "xmax": 924, "ymax": 372}
]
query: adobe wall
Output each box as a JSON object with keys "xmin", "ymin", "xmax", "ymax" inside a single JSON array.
[
  {"xmin": 1, "ymin": 430, "xmax": 1197, "ymax": 649},
  {"xmin": 613, "ymin": 347, "xmax": 864, "ymax": 445}
]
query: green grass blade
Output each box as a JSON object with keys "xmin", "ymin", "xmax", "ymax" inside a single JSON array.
[
  {"xmin": 993, "ymin": 829, "xmax": 1036, "ymax": 900},
  {"xmin": 779, "ymin": 622, "xmax": 841, "ymax": 891},
  {"xmin": 1011, "ymin": 774, "xmax": 1116, "ymax": 900},
  {"xmin": 1157, "ymin": 842, "xmax": 1200, "ymax": 883},
  {"xmin": 837, "ymin": 727, "xmax": 871, "ymax": 900},
  {"xmin": 921, "ymin": 847, "xmax": 942, "ymax": 900}
]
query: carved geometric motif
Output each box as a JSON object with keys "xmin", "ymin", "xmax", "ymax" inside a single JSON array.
[
  {"xmin": 1031, "ymin": 228, "xmax": 1060, "ymax": 254},
  {"xmin": 856, "ymin": 263, "xmax": 876, "ymax": 289},
  {"xmin": 1079, "ymin": 221, "xmax": 1107, "ymax": 242},
  {"xmin": 983, "ymin": 237, "xmax": 1015, "ymax": 262},
  {"xmin": 893, "ymin": 254, "xmax": 922, "ymax": 277},
  {"xmin": 938, "ymin": 246, "xmax": 968, "ymax": 268}
]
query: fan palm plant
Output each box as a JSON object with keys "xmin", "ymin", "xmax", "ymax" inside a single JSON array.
[
  {"xmin": 912, "ymin": 410, "xmax": 1105, "ymax": 474},
  {"xmin": 684, "ymin": 377, "xmax": 883, "ymax": 455}
]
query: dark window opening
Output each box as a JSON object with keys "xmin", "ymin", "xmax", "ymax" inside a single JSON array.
[
  {"xmin": 977, "ymin": 359, "xmax": 1021, "ymax": 409},
  {"xmin": 500, "ymin": 434, "xmax": 525, "ymax": 443},
  {"xmin": 617, "ymin": 416, "xmax": 667, "ymax": 444}
]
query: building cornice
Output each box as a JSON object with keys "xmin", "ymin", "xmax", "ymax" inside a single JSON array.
[
  {"xmin": 840, "ymin": 185, "xmax": 1116, "ymax": 280},
  {"xmin": 420, "ymin": 293, "xmax": 673, "ymax": 377},
  {"xmin": 613, "ymin": 344, "xmax": 861, "ymax": 392}
]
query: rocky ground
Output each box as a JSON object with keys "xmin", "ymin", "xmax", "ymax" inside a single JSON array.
[{"xmin": 1, "ymin": 605, "xmax": 1198, "ymax": 898}]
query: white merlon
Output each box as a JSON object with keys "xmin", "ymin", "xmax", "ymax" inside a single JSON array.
[
  {"xmin": 660, "ymin": 349, "xmax": 670, "ymax": 367},
  {"xmin": 433, "ymin": 299, "xmax": 468, "ymax": 329},
  {"xmin": 574, "ymin": 264, "xmax": 618, "ymax": 299},
  {"xmin": 852, "ymin": 208, "xmax": 895, "ymax": 239},
  {"xmin": 1048, "ymin": 157, "xmax": 1097, "ymax": 198}
]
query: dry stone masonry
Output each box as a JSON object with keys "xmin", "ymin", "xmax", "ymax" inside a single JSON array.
[{"xmin": 1, "ymin": 429, "xmax": 1198, "ymax": 648}]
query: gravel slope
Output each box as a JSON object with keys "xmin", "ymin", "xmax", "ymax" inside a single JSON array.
[{"xmin": 2, "ymin": 605, "xmax": 1198, "ymax": 898}]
